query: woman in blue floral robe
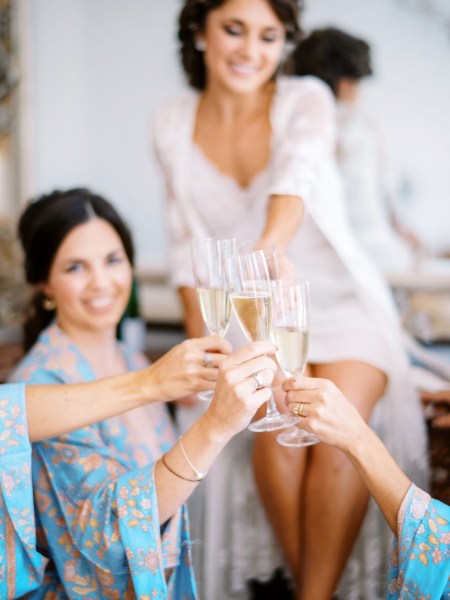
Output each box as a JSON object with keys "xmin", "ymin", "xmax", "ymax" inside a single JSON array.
[
  {"xmin": 10, "ymin": 323, "xmax": 195, "ymax": 599},
  {"xmin": 5, "ymin": 187, "xmax": 253, "ymax": 599},
  {"xmin": 1, "ymin": 360, "xmax": 215, "ymax": 599},
  {"xmin": 1, "ymin": 334, "xmax": 277, "ymax": 599}
]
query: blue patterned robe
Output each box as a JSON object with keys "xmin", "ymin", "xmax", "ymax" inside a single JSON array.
[
  {"xmin": 387, "ymin": 484, "xmax": 450, "ymax": 599},
  {"xmin": 7, "ymin": 324, "xmax": 197, "ymax": 599},
  {"xmin": 0, "ymin": 382, "xmax": 46, "ymax": 598}
]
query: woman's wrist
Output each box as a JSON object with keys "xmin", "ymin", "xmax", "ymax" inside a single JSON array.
[
  {"xmin": 340, "ymin": 418, "xmax": 373, "ymax": 460},
  {"xmin": 346, "ymin": 422, "xmax": 387, "ymax": 476},
  {"xmin": 200, "ymin": 407, "xmax": 236, "ymax": 446},
  {"xmin": 160, "ymin": 415, "xmax": 230, "ymax": 481},
  {"xmin": 117, "ymin": 368, "xmax": 159, "ymax": 408}
]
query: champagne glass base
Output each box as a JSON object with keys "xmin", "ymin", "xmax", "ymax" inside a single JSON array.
[
  {"xmin": 197, "ymin": 390, "xmax": 214, "ymax": 402},
  {"xmin": 276, "ymin": 427, "xmax": 320, "ymax": 447},
  {"xmin": 249, "ymin": 414, "xmax": 299, "ymax": 433}
]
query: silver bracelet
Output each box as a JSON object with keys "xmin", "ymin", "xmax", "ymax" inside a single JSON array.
[{"xmin": 178, "ymin": 436, "xmax": 206, "ymax": 480}]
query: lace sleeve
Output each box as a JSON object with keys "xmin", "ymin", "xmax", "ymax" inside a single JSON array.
[
  {"xmin": 268, "ymin": 78, "xmax": 336, "ymax": 208},
  {"xmin": 152, "ymin": 104, "xmax": 196, "ymax": 290}
]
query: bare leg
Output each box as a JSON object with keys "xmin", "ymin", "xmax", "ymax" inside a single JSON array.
[
  {"xmin": 297, "ymin": 361, "xmax": 387, "ymax": 599},
  {"xmin": 253, "ymin": 365, "xmax": 311, "ymax": 582},
  {"xmin": 253, "ymin": 429, "xmax": 307, "ymax": 579}
]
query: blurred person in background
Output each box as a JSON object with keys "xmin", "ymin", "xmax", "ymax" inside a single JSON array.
[{"xmin": 289, "ymin": 27, "xmax": 420, "ymax": 274}]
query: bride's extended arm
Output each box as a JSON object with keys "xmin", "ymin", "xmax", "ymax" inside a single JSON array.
[
  {"xmin": 259, "ymin": 195, "xmax": 304, "ymax": 253},
  {"xmin": 259, "ymin": 81, "xmax": 335, "ymax": 253}
]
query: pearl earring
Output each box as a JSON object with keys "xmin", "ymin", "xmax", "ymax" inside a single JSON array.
[
  {"xmin": 42, "ymin": 296, "xmax": 56, "ymax": 311},
  {"xmin": 194, "ymin": 39, "xmax": 206, "ymax": 52}
]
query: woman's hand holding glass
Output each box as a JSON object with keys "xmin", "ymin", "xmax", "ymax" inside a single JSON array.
[
  {"xmin": 144, "ymin": 335, "xmax": 231, "ymax": 403},
  {"xmin": 282, "ymin": 376, "xmax": 368, "ymax": 453},
  {"xmin": 191, "ymin": 238, "xmax": 236, "ymax": 400},
  {"xmin": 225, "ymin": 250, "xmax": 299, "ymax": 432},
  {"xmin": 271, "ymin": 279, "xmax": 320, "ymax": 447},
  {"xmin": 203, "ymin": 341, "xmax": 278, "ymax": 441}
]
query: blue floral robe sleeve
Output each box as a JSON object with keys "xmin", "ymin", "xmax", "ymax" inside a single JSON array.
[
  {"xmin": 0, "ymin": 383, "xmax": 47, "ymax": 598},
  {"xmin": 387, "ymin": 483, "xmax": 450, "ymax": 599},
  {"xmin": 9, "ymin": 324, "xmax": 197, "ymax": 599}
]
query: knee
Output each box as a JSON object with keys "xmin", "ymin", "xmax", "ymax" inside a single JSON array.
[
  {"xmin": 253, "ymin": 434, "xmax": 306, "ymax": 478},
  {"xmin": 310, "ymin": 444, "xmax": 354, "ymax": 476}
]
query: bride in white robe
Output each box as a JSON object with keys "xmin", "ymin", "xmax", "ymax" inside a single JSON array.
[{"xmin": 152, "ymin": 2, "xmax": 428, "ymax": 597}]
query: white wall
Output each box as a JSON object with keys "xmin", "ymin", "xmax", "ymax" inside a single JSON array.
[
  {"xmin": 29, "ymin": 0, "xmax": 183, "ymax": 267},
  {"xmin": 26, "ymin": 0, "xmax": 450, "ymax": 264}
]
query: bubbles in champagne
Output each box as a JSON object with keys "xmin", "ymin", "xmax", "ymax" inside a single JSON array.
[
  {"xmin": 231, "ymin": 293, "xmax": 272, "ymax": 341},
  {"xmin": 197, "ymin": 287, "xmax": 231, "ymax": 336},
  {"xmin": 272, "ymin": 327, "xmax": 309, "ymax": 375}
]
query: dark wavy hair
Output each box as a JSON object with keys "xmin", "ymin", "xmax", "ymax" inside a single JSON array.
[
  {"xmin": 178, "ymin": 0, "xmax": 302, "ymax": 91},
  {"xmin": 18, "ymin": 188, "xmax": 134, "ymax": 351},
  {"xmin": 288, "ymin": 27, "xmax": 372, "ymax": 96}
]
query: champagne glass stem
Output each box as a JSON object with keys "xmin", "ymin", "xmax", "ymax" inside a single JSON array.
[{"xmin": 266, "ymin": 391, "xmax": 281, "ymax": 419}]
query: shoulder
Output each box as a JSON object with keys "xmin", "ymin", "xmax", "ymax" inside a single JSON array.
[
  {"xmin": 272, "ymin": 76, "xmax": 336, "ymax": 137},
  {"xmin": 9, "ymin": 325, "xmax": 79, "ymax": 385},
  {"xmin": 152, "ymin": 89, "xmax": 199, "ymax": 147},
  {"xmin": 277, "ymin": 75, "xmax": 334, "ymax": 102},
  {"xmin": 153, "ymin": 89, "xmax": 198, "ymax": 117},
  {"xmin": 275, "ymin": 76, "xmax": 335, "ymax": 116}
]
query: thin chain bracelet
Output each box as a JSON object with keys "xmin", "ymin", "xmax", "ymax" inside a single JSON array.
[{"xmin": 178, "ymin": 436, "xmax": 206, "ymax": 480}]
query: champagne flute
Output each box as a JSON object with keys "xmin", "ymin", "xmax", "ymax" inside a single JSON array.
[
  {"xmin": 238, "ymin": 239, "xmax": 279, "ymax": 280},
  {"xmin": 191, "ymin": 238, "xmax": 236, "ymax": 401},
  {"xmin": 272, "ymin": 279, "xmax": 320, "ymax": 447},
  {"xmin": 225, "ymin": 250, "xmax": 299, "ymax": 432}
]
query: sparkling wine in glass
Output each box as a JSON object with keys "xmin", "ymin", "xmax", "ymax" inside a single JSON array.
[
  {"xmin": 225, "ymin": 250, "xmax": 299, "ymax": 432},
  {"xmin": 191, "ymin": 238, "xmax": 236, "ymax": 401},
  {"xmin": 272, "ymin": 280, "xmax": 320, "ymax": 447}
]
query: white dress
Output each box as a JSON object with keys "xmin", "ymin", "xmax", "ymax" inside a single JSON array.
[{"xmin": 152, "ymin": 76, "xmax": 428, "ymax": 600}]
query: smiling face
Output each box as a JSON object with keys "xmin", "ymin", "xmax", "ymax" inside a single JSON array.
[
  {"xmin": 198, "ymin": 0, "xmax": 286, "ymax": 94},
  {"xmin": 43, "ymin": 218, "xmax": 132, "ymax": 339}
]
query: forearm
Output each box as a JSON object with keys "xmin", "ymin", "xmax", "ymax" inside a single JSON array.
[
  {"xmin": 155, "ymin": 412, "xmax": 229, "ymax": 523},
  {"xmin": 154, "ymin": 340, "xmax": 276, "ymax": 523},
  {"xmin": 346, "ymin": 424, "xmax": 411, "ymax": 533},
  {"xmin": 260, "ymin": 194, "xmax": 304, "ymax": 252},
  {"xmin": 179, "ymin": 286, "xmax": 205, "ymax": 338},
  {"xmin": 26, "ymin": 371, "xmax": 151, "ymax": 442}
]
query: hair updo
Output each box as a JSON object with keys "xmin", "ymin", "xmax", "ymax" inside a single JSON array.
[{"xmin": 18, "ymin": 187, "xmax": 134, "ymax": 350}]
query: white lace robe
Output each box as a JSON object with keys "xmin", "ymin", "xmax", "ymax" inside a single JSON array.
[{"xmin": 152, "ymin": 76, "xmax": 428, "ymax": 600}]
